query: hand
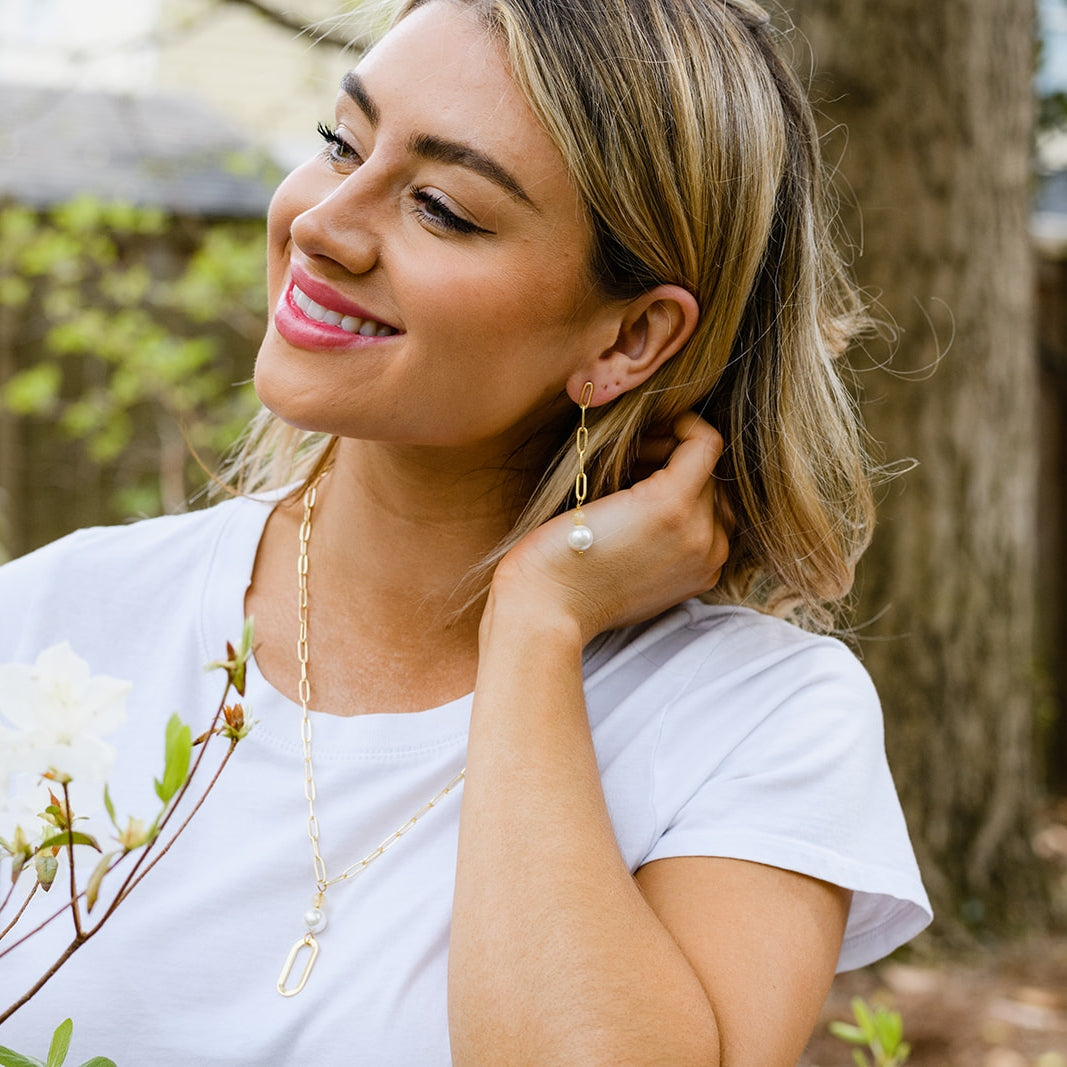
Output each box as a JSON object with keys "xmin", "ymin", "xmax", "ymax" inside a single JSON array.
[{"xmin": 488, "ymin": 412, "xmax": 731, "ymax": 645}]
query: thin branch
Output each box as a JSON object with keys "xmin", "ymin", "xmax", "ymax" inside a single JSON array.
[
  {"xmin": 113, "ymin": 742, "xmax": 237, "ymax": 907},
  {"xmin": 0, "ymin": 866, "xmax": 115, "ymax": 962},
  {"xmin": 219, "ymin": 0, "xmax": 368, "ymax": 51},
  {"xmin": 61, "ymin": 783, "xmax": 84, "ymax": 939},
  {"xmin": 0, "ymin": 881, "xmax": 38, "ymax": 942},
  {"xmin": 105, "ymin": 686, "xmax": 230, "ymax": 903},
  {"xmin": 1, "ymin": 659, "xmax": 249, "ymax": 1020},
  {"xmin": 0, "ymin": 939, "xmax": 83, "ymax": 1026}
]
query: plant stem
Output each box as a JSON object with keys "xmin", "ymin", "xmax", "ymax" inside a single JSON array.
[
  {"xmin": 112, "ymin": 741, "xmax": 237, "ymax": 908},
  {"xmin": 0, "ymin": 851, "xmax": 133, "ymax": 961},
  {"xmin": 1, "ymin": 665, "xmax": 247, "ymax": 1021},
  {"xmin": 62, "ymin": 782, "xmax": 84, "ymax": 939},
  {"xmin": 2, "ymin": 721, "xmax": 238, "ymax": 1018},
  {"xmin": 0, "ymin": 881, "xmax": 38, "ymax": 942},
  {"xmin": 107, "ymin": 685, "xmax": 231, "ymax": 902},
  {"xmin": 0, "ymin": 937, "xmax": 83, "ymax": 1025}
]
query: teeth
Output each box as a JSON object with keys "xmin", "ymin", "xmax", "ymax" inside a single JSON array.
[{"xmin": 292, "ymin": 284, "xmax": 396, "ymax": 336}]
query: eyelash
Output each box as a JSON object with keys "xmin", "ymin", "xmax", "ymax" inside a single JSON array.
[
  {"xmin": 315, "ymin": 123, "xmax": 489, "ymax": 237},
  {"xmin": 317, "ymin": 121, "xmax": 357, "ymax": 163}
]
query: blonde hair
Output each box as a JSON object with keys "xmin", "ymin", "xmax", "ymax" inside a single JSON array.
[{"xmin": 226, "ymin": 0, "xmax": 875, "ymax": 631}]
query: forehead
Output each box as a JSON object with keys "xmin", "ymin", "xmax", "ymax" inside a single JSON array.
[{"xmin": 351, "ymin": 1, "xmax": 578, "ymax": 210}]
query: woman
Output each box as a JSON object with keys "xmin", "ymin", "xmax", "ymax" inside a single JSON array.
[{"xmin": 0, "ymin": 0, "xmax": 931, "ymax": 1062}]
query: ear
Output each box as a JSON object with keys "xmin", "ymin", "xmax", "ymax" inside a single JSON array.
[{"xmin": 566, "ymin": 284, "xmax": 700, "ymax": 406}]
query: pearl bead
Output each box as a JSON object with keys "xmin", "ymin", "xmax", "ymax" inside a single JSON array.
[
  {"xmin": 303, "ymin": 907, "xmax": 327, "ymax": 934},
  {"xmin": 567, "ymin": 524, "xmax": 594, "ymax": 552}
]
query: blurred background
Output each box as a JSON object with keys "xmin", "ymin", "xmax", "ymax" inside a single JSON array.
[{"xmin": 1, "ymin": 0, "xmax": 1066, "ymax": 1061}]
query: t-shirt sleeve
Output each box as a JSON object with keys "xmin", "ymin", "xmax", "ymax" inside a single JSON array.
[{"xmin": 643, "ymin": 624, "xmax": 932, "ymax": 972}]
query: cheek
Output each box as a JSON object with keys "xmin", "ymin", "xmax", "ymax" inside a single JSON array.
[
  {"xmin": 419, "ymin": 249, "xmax": 592, "ymax": 347},
  {"xmin": 265, "ymin": 164, "xmax": 320, "ymax": 286}
]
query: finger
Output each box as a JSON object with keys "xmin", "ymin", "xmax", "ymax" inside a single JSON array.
[{"xmin": 661, "ymin": 413, "xmax": 724, "ymax": 485}]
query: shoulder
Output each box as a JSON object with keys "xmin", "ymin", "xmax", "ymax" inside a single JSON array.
[
  {"xmin": 597, "ymin": 605, "xmax": 931, "ymax": 969},
  {"xmin": 590, "ymin": 600, "xmax": 877, "ymax": 732},
  {"xmin": 0, "ymin": 495, "xmax": 273, "ymax": 662},
  {"xmin": 1, "ymin": 496, "xmax": 253, "ymax": 596}
]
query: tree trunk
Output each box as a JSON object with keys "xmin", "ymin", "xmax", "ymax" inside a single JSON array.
[{"xmin": 787, "ymin": 0, "xmax": 1046, "ymax": 934}]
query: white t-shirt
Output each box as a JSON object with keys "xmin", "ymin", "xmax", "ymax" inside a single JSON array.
[{"xmin": 0, "ymin": 495, "xmax": 931, "ymax": 1065}]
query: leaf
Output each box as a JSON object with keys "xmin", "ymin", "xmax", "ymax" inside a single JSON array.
[
  {"xmin": 36, "ymin": 832, "xmax": 101, "ymax": 853},
  {"xmin": 1, "ymin": 363, "xmax": 62, "ymax": 416},
  {"xmin": 878, "ymin": 1009, "xmax": 903, "ymax": 1050},
  {"xmin": 828, "ymin": 1022, "xmax": 866, "ymax": 1044},
  {"xmin": 103, "ymin": 785, "xmax": 117, "ymax": 830},
  {"xmin": 0, "ymin": 1046, "xmax": 47, "ymax": 1067},
  {"xmin": 86, "ymin": 851, "xmax": 117, "ymax": 913},
  {"xmin": 850, "ymin": 996, "xmax": 875, "ymax": 1035},
  {"xmin": 77, "ymin": 1059, "xmax": 117, "ymax": 1067},
  {"xmin": 154, "ymin": 714, "xmax": 192, "ymax": 805},
  {"xmin": 46, "ymin": 1019, "xmax": 72, "ymax": 1067}
]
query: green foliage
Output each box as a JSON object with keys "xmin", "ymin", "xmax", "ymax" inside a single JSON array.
[
  {"xmin": 154, "ymin": 714, "xmax": 193, "ymax": 806},
  {"xmin": 828, "ymin": 997, "xmax": 911, "ymax": 1067},
  {"xmin": 0, "ymin": 1018, "xmax": 117, "ymax": 1067},
  {"xmin": 0, "ymin": 195, "xmax": 266, "ymax": 522},
  {"xmin": 1039, "ymin": 91, "xmax": 1067, "ymax": 135}
]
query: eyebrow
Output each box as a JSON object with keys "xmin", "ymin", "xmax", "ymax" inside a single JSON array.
[{"xmin": 340, "ymin": 70, "xmax": 537, "ymax": 209}]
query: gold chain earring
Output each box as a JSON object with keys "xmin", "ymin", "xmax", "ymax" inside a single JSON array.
[{"xmin": 567, "ymin": 381, "xmax": 595, "ymax": 554}]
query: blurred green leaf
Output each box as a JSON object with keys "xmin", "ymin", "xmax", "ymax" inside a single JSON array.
[
  {"xmin": 1, "ymin": 364, "xmax": 62, "ymax": 416},
  {"xmin": 2, "ymin": 195, "xmax": 267, "ymax": 525},
  {"xmin": 37, "ymin": 832, "xmax": 102, "ymax": 852},
  {"xmin": 86, "ymin": 851, "xmax": 117, "ymax": 913},
  {"xmin": 0, "ymin": 1046, "xmax": 47, "ymax": 1067},
  {"xmin": 45, "ymin": 1019, "xmax": 72, "ymax": 1067},
  {"xmin": 0, "ymin": 275, "xmax": 31, "ymax": 307}
]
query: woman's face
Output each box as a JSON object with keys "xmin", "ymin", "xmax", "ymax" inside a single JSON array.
[{"xmin": 255, "ymin": 0, "xmax": 620, "ymax": 455}]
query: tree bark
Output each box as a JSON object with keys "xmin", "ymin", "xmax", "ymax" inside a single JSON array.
[{"xmin": 787, "ymin": 0, "xmax": 1046, "ymax": 934}]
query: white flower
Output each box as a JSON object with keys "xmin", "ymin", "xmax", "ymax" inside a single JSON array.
[
  {"xmin": 0, "ymin": 642, "xmax": 131, "ymax": 791},
  {"xmin": 0, "ymin": 773, "xmax": 50, "ymax": 848}
]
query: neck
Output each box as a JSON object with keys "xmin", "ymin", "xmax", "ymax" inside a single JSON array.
[
  {"xmin": 313, "ymin": 437, "xmax": 537, "ymax": 619},
  {"xmin": 247, "ymin": 427, "xmax": 568, "ymax": 716}
]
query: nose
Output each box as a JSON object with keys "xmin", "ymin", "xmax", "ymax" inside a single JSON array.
[{"xmin": 286, "ymin": 166, "xmax": 383, "ymax": 277}]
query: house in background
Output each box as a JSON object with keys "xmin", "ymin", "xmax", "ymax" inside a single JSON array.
[
  {"xmin": 0, "ymin": 0, "xmax": 357, "ymax": 168},
  {"xmin": 0, "ymin": 81, "xmax": 279, "ymax": 216},
  {"xmin": 0, "ymin": 76, "xmax": 282, "ymax": 558}
]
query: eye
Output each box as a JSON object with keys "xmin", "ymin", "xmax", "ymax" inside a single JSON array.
[
  {"xmin": 316, "ymin": 122, "xmax": 361, "ymax": 167},
  {"xmin": 409, "ymin": 186, "xmax": 491, "ymax": 236}
]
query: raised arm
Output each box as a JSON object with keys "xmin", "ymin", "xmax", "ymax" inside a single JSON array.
[{"xmin": 448, "ymin": 414, "xmax": 849, "ymax": 1065}]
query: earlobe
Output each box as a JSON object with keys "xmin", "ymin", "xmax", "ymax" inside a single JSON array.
[{"xmin": 566, "ymin": 284, "xmax": 699, "ymax": 406}]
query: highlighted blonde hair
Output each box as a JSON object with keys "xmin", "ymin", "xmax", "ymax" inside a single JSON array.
[{"xmin": 227, "ymin": 0, "xmax": 875, "ymax": 631}]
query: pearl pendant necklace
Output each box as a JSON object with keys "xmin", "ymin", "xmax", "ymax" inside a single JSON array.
[{"xmin": 276, "ymin": 478, "xmax": 466, "ymax": 997}]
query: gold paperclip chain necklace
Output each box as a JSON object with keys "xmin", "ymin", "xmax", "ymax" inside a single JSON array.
[{"xmin": 276, "ymin": 478, "xmax": 466, "ymax": 997}]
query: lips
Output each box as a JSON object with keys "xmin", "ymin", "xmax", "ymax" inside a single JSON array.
[
  {"xmin": 273, "ymin": 266, "xmax": 400, "ymax": 351},
  {"xmin": 291, "ymin": 284, "xmax": 397, "ymax": 337}
]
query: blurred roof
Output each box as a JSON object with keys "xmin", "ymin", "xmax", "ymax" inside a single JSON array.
[{"xmin": 0, "ymin": 82, "xmax": 281, "ymax": 217}]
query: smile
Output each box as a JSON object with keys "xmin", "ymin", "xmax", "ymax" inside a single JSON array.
[{"xmin": 291, "ymin": 284, "xmax": 399, "ymax": 337}]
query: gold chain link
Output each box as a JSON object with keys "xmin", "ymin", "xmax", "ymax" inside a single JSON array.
[
  {"xmin": 573, "ymin": 380, "xmax": 593, "ymax": 511},
  {"xmin": 296, "ymin": 480, "xmax": 466, "ymax": 897}
]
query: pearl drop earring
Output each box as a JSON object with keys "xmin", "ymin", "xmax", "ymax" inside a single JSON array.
[{"xmin": 567, "ymin": 381, "xmax": 595, "ymax": 553}]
